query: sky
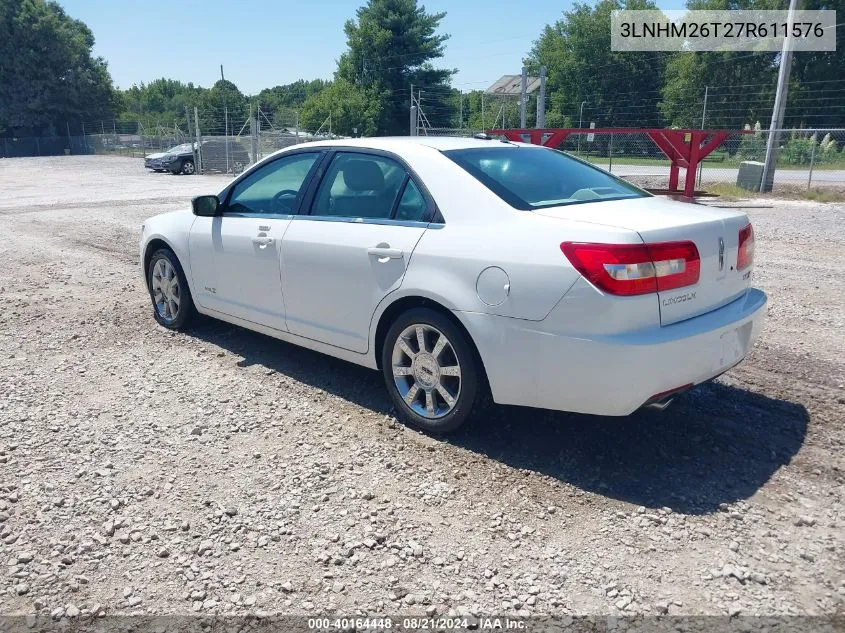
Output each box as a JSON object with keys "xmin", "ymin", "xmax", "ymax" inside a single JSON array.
[{"xmin": 57, "ymin": 0, "xmax": 686, "ymax": 95}]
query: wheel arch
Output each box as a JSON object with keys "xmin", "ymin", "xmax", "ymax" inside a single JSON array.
[
  {"xmin": 372, "ymin": 295, "xmax": 490, "ymax": 390},
  {"xmin": 142, "ymin": 236, "xmax": 196, "ymax": 297}
]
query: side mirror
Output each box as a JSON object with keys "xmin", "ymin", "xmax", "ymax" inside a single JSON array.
[{"xmin": 192, "ymin": 195, "xmax": 220, "ymax": 216}]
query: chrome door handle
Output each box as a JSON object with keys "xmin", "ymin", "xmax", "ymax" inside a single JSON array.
[
  {"xmin": 252, "ymin": 236, "xmax": 274, "ymax": 246},
  {"xmin": 367, "ymin": 247, "xmax": 403, "ymax": 260}
]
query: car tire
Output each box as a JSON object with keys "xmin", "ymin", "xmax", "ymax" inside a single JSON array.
[
  {"xmin": 180, "ymin": 159, "xmax": 195, "ymax": 175},
  {"xmin": 381, "ymin": 308, "xmax": 482, "ymax": 434},
  {"xmin": 147, "ymin": 248, "xmax": 194, "ymax": 330}
]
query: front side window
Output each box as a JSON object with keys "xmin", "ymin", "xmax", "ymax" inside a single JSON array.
[
  {"xmin": 443, "ymin": 146, "xmax": 648, "ymax": 210},
  {"xmin": 311, "ymin": 153, "xmax": 407, "ymax": 219},
  {"xmin": 227, "ymin": 152, "xmax": 319, "ymax": 215}
]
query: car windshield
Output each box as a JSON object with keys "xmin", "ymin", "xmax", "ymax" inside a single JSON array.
[
  {"xmin": 166, "ymin": 144, "xmax": 192, "ymax": 154},
  {"xmin": 443, "ymin": 146, "xmax": 649, "ymax": 210}
]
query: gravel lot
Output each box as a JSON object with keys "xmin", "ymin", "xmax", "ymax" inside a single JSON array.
[{"xmin": 1, "ymin": 156, "xmax": 843, "ymax": 621}]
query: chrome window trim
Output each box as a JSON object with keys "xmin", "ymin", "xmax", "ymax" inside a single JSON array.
[
  {"xmin": 218, "ymin": 213, "xmax": 294, "ymax": 220},
  {"xmin": 294, "ymin": 215, "xmax": 433, "ymax": 229}
]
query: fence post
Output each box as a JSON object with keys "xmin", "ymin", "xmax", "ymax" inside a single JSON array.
[
  {"xmin": 36, "ymin": 137, "xmax": 40, "ymax": 156},
  {"xmin": 193, "ymin": 107, "xmax": 203, "ymax": 174},
  {"xmin": 807, "ymin": 137, "xmax": 816, "ymax": 190},
  {"xmin": 608, "ymin": 133, "xmax": 613, "ymax": 173},
  {"xmin": 224, "ymin": 106, "xmax": 230, "ymax": 174},
  {"xmin": 248, "ymin": 105, "xmax": 256, "ymax": 166}
]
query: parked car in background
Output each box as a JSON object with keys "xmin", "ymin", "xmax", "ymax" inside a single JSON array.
[
  {"xmin": 156, "ymin": 139, "xmax": 251, "ymax": 175},
  {"xmin": 139, "ymin": 137, "xmax": 765, "ymax": 434},
  {"xmin": 145, "ymin": 144, "xmax": 193, "ymax": 172}
]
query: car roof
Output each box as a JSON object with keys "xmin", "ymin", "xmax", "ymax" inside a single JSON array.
[{"xmin": 295, "ymin": 136, "xmax": 532, "ymax": 152}]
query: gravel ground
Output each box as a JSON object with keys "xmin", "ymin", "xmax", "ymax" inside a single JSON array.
[{"xmin": 1, "ymin": 156, "xmax": 843, "ymax": 621}]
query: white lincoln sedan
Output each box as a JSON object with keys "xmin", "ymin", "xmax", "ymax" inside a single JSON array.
[{"xmin": 140, "ymin": 136, "xmax": 766, "ymax": 433}]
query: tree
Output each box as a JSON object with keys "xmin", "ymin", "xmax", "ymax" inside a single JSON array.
[
  {"xmin": 299, "ymin": 79, "xmax": 384, "ymax": 137},
  {"xmin": 526, "ymin": 0, "xmax": 667, "ymax": 129},
  {"xmin": 0, "ymin": 0, "xmax": 118, "ymax": 136},
  {"xmin": 256, "ymin": 79, "xmax": 328, "ymax": 127},
  {"xmin": 335, "ymin": 0, "xmax": 454, "ymax": 134},
  {"xmin": 659, "ymin": 0, "xmax": 783, "ymax": 128},
  {"xmin": 199, "ymin": 79, "xmax": 248, "ymax": 134},
  {"xmin": 119, "ymin": 78, "xmax": 205, "ymax": 129}
]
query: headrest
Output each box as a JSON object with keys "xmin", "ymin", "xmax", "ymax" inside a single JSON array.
[{"xmin": 342, "ymin": 159, "xmax": 384, "ymax": 191}]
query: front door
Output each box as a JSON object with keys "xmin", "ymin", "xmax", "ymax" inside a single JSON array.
[
  {"xmin": 188, "ymin": 151, "xmax": 322, "ymax": 330},
  {"xmin": 281, "ymin": 151, "xmax": 432, "ymax": 352}
]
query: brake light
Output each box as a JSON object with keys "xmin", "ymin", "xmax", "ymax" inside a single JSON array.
[
  {"xmin": 560, "ymin": 241, "xmax": 700, "ymax": 296},
  {"xmin": 737, "ymin": 223, "xmax": 754, "ymax": 270}
]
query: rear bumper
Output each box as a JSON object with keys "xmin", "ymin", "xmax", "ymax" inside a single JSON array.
[{"xmin": 457, "ymin": 288, "xmax": 767, "ymax": 416}]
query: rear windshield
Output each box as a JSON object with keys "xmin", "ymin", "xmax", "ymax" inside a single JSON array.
[{"xmin": 443, "ymin": 146, "xmax": 649, "ymax": 210}]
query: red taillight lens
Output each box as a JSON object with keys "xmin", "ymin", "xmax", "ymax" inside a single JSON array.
[
  {"xmin": 648, "ymin": 241, "xmax": 701, "ymax": 291},
  {"xmin": 737, "ymin": 223, "xmax": 754, "ymax": 270},
  {"xmin": 561, "ymin": 241, "xmax": 700, "ymax": 296}
]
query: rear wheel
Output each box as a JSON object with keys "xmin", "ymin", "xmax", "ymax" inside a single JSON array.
[
  {"xmin": 381, "ymin": 308, "xmax": 480, "ymax": 434},
  {"xmin": 180, "ymin": 159, "xmax": 195, "ymax": 175},
  {"xmin": 147, "ymin": 248, "xmax": 194, "ymax": 330}
]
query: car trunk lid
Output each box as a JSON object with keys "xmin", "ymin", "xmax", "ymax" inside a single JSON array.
[{"xmin": 537, "ymin": 196, "xmax": 752, "ymax": 325}]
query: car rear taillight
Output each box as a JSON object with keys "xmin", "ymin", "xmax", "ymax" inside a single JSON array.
[
  {"xmin": 560, "ymin": 241, "xmax": 700, "ymax": 297},
  {"xmin": 737, "ymin": 223, "xmax": 754, "ymax": 270}
]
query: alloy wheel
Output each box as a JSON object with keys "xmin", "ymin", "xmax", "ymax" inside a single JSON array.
[
  {"xmin": 151, "ymin": 258, "xmax": 180, "ymax": 322},
  {"xmin": 391, "ymin": 324, "xmax": 462, "ymax": 419}
]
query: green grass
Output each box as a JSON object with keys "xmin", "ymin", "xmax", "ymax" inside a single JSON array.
[
  {"xmin": 575, "ymin": 154, "xmax": 845, "ymax": 170},
  {"xmin": 706, "ymin": 182, "xmax": 845, "ymax": 202}
]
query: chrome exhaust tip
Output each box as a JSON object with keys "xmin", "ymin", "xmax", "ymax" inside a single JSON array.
[
  {"xmin": 645, "ymin": 396, "xmax": 675, "ymax": 411},
  {"xmin": 641, "ymin": 383, "xmax": 693, "ymax": 411}
]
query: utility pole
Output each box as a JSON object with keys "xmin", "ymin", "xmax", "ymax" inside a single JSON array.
[
  {"xmin": 761, "ymin": 0, "xmax": 798, "ymax": 192},
  {"xmin": 536, "ymin": 66, "xmax": 547, "ymax": 128},
  {"xmin": 481, "ymin": 92, "xmax": 485, "ymax": 130},
  {"xmin": 519, "ymin": 66, "xmax": 528, "ymax": 128},
  {"xmin": 459, "ymin": 91, "xmax": 463, "ymax": 129},
  {"xmin": 220, "ymin": 65, "xmax": 225, "ymax": 81},
  {"xmin": 410, "ymin": 83, "xmax": 414, "ymax": 135}
]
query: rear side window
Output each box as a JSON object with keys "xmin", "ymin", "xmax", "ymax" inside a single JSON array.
[
  {"xmin": 311, "ymin": 153, "xmax": 407, "ymax": 219},
  {"xmin": 394, "ymin": 179, "xmax": 428, "ymax": 222},
  {"xmin": 443, "ymin": 146, "xmax": 648, "ymax": 210}
]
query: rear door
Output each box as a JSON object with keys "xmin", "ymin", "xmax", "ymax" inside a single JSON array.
[{"xmin": 281, "ymin": 150, "xmax": 433, "ymax": 353}]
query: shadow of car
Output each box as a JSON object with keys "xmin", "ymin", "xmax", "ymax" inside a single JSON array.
[{"xmin": 186, "ymin": 315, "xmax": 808, "ymax": 515}]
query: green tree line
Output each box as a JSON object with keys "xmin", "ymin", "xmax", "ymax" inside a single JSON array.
[{"xmin": 2, "ymin": 0, "xmax": 843, "ymax": 139}]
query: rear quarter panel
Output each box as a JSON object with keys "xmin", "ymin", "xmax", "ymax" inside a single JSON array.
[{"xmin": 403, "ymin": 212, "xmax": 644, "ymax": 320}]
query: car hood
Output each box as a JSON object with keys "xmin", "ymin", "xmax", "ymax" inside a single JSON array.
[{"xmin": 146, "ymin": 152, "xmax": 167, "ymax": 160}]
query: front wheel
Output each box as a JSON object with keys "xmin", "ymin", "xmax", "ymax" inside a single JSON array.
[
  {"xmin": 381, "ymin": 308, "xmax": 481, "ymax": 434},
  {"xmin": 147, "ymin": 248, "xmax": 194, "ymax": 330},
  {"xmin": 180, "ymin": 159, "xmax": 195, "ymax": 175}
]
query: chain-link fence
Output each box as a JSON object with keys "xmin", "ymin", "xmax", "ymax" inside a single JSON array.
[
  {"xmin": 558, "ymin": 128, "xmax": 844, "ymax": 192},
  {"xmin": 4, "ymin": 119, "xmax": 841, "ymax": 193},
  {"xmin": 419, "ymin": 126, "xmax": 845, "ymax": 192}
]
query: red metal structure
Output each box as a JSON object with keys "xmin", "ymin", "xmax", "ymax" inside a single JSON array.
[{"xmin": 486, "ymin": 128, "xmax": 746, "ymax": 199}]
